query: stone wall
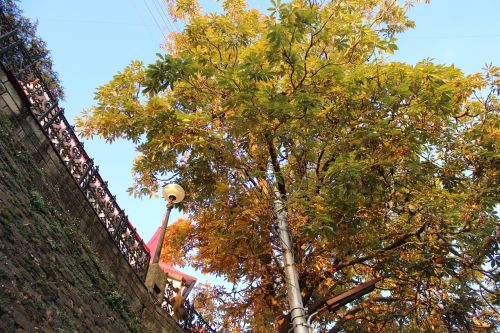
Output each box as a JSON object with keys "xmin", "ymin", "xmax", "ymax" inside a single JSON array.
[{"xmin": 0, "ymin": 66, "xmax": 183, "ymax": 333}]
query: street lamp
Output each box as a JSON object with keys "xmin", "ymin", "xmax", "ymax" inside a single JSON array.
[
  {"xmin": 146, "ymin": 183, "xmax": 185, "ymax": 301},
  {"xmin": 152, "ymin": 183, "xmax": 185, "ymax": 264},
  {"xmin": 306, "ymin": 278, "xmax": 380, "ymax": 332}
]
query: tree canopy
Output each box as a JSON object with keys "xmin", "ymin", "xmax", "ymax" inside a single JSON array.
[{"xmin": 76, "ymin": 0, "xmax": 499, "ymax": 332}]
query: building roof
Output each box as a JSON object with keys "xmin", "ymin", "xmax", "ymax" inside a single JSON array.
[{"xmin": 145, "ymin": 226, "xmax": 197, "ymax": 286}]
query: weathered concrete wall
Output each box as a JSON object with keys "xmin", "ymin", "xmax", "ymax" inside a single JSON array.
[{"xmin": 0, "ymin": 66, "xmax": 182, "ymax": 333}]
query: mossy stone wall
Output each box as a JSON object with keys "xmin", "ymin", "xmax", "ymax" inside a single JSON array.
[{"xmin": 0, "ymin": 66, "xmax": 182, "ymax": 333}]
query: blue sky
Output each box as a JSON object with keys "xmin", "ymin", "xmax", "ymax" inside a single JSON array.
[{"xmin": 19, "ymin": 0, "xmax": 500, "ymax": 284}]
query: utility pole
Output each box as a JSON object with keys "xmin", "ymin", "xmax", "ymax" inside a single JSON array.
[{"xmin": 274, "ymin": 193, "xmax": 309, "ymax": 333}]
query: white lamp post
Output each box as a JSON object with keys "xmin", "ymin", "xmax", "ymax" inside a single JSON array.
[{"xmin": 153, "ymin": 183, "xmax": 185, "ymax": 264}]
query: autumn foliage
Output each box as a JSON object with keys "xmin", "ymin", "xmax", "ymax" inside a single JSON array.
[{"xmin": 77, "ymin": 0, "xmax": 499, "ymax": 331}]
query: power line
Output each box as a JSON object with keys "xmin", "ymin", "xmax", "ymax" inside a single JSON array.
[
  {"xmin": 150, "ymin": 0, "xmax": 178, "ymax": 35},
  {"xmin": 148, "ymin": 0, "xmax": 170, "ymax": 31},
  {"xmin": 399, "ymin": 34, "xmax": 500, "ymax": 40},
  {"xmin": 156, "ymin": 0, "xmax": 181, "ymax": 32},
  {"xmin": 35, "ymin": 17, "xmax": 153, "ymax": 27},
  {"xmin": 142, "ymin": 0, "xmax": 168, "ymax": 40},
  {"xmin": 128, "ymin": 0, "xmax": 156, "ymax": 43}
]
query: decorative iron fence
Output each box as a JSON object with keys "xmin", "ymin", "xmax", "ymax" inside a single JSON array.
[
  {"xmin": 1, "ymin": 14, "xmax": 218, "ymax": 332},
  {"xmin": 0, "ymin": 16, "xmax": 150, "ymax": 281},
  {"xmin": 163, "ymin": 279, "xmax": 217, "ymax": 333}
]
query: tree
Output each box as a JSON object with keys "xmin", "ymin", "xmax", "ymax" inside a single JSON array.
[
  {"xmin": 0, "ymin": 0, "xmax": 64, "ymax": 99},
  {"xmin": 76, "ymin": 0, "xmax": 499, "ymax": 331}
]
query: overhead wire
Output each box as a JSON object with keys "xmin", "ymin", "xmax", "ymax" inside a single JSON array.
[
  {"xmin": 142, "ymin": 0, "xmax": 168, "ymax": 40},
  {"xmin": 399, "ymin": 34, "xmax": 500, "ymax": 40},
  {"xmin": 127, "ymin": 0, "xmax": 156, "ymax": 43},
  {"xmin": 150, "ymin": 0, "xmax": 179, "ymax": 35},
  {"xmin": 148, "ymin": 0, "xmax": 171, "ymax": 32},
  {"xmin": 35, "ymin": 18, "xmax": 152, "ymax": 26},
  {"xmin": 159, "ymin": 0, "xmax": 182, "ymax": 32}
]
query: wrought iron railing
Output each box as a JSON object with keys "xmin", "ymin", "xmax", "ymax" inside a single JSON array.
[
  {"xmin": 0, "ymin": 16, "xmax": 150, "ymax": 280},
  {"xmin": 163, "ymin": 279, "xmax": 217, "ymax": 333},
  {"xmin": 1, "ymin": 14, "xmax": 218, "ymax": 332}
]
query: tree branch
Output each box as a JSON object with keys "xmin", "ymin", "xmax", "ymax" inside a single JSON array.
[{"xmin": 265, "ymin": 133, "xmax": 287, "ymax": 198}]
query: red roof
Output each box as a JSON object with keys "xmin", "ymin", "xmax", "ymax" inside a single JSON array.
[{"xmin": 145, "ymin": 227, "xmax": 197, "ymax": 284}]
